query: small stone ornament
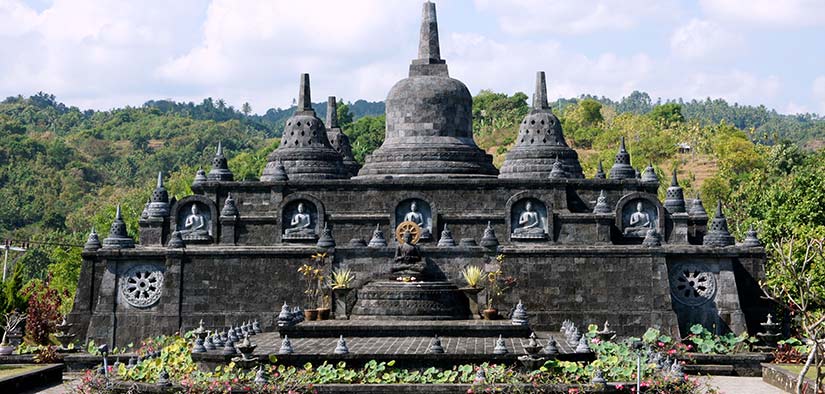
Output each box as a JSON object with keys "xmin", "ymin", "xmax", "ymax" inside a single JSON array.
[
  {"xmin": 348, "ymin": 238, "xmax": 367, "ymax": 247},
  {"xmin": 543, "ymin": 336, "xmax": 559, "ymax": 355},
  {"xmin": 84, "ymin": 228, "xmax": 102, "ymax": 251},
  {"xmin": 594, "ymin": 161, "xmax": 606, "ymax": 179},
  {"xmin": 642, "ymin": 229, "xmax": 662, "ymax": 247},
  {"xmin": 157, "ymin": 368, "xmax": 172, "ymax": 387},
  {"xmin": 511, "ymin": 301, "xmax": 528, "ymax": 326},
  {"xmin": 334, "ymin": 335, "xmax": 349, "ymax": 354},
  {"xmin": 193, "ymin": 168, "xmax": 208, "ymax": 185},
  {"xmin": 549, "ymin": 156, "xmax": 566, "ymax": 178},
  {"xmin": 167, "ymin": 231, "xmax": 185, "ymax": 248},
  {"xmin": 428, "ymin": 335, "xmax": 445, "ymax": 354},
  {"xmin": 742, "ymin": 224, "xmax": 762, "ymax": 247},
  {"xmin": 272, "ymin": 159, "xmax": 289, "ymax": 182},
  {"xmin": 213, "ymin": 331, "xmax": 225, "ymax": 347},
  {"xmin": 689, "ymin": 193, "xmax": 707, "ymax": 217},
  {"xmin": 591, "ymin": 369, "xmax": 607, "ymax": 386},
  {"xmin": 524, "ymin": 332, "xmax": 542, "ymax": 355},
  {"xmin": 279, "ymin": 336, "xmax": 294, "ymax": 355},
  {"xmin": 228, "ymin": 326, "xmax": 239, "ymax": 344},
  {"xmin": 368, "ymin": 224, "xmax": 388, "ymax": 247},
  {"xmin": 192, "ymin": 336, "xmax": 207, "ymax": 353},
  {"xmin": 669, "ymin": 359, "xmax": 684, "ymax": 378},
  {"xmin": 593, "ymin": 190, "xmax": 612, "ymax": 214},
  {"xmin": 252, "ymin": 320, "xmax": 262, "ymax": 334},
  {"xmin": 474, "ymin": 368, "xmax": 486, "ymax": 383},
  {"xmin": 479, "ymin": 221, "xmax": 499, "ymax": 249},
  {"xmin": 493, "ymin": 335, "xmax": 509, "ymax": 355},
  {"xmin": 567, "ymin": 327, "xmax": 580, "ymax": 347},
  {"xmin": 277, "ymin": 302, "xmax": 293, "ymax": 326},
  {"xmin": 317, "ymin": 223, "xmax": 336, "ymax": 248},
  {"xmin": 437, "ymin": 224, "xmax": 456, "ymax": 247},
  {"xmin": 204, "ymin": 334, "xmax": 216, "ymax": 351},
  {"xmin": 575, "ymin": 336, "xmax": 590, "ymax": 353},
  {"xmin": 127, "ymin": 357, "xmax": 136, "ymax": 369},
  {"xmin": 221, "ymin": 337, "xmax": 237, "ymax": 355},
  {"xmin": 641, "ymin": 163, "xmax": 658, "ymax": 183},
  {"xmin": 221, "ymin": 193, "xmax": 240, "ymax": 217},
  {"xmin": 254, "ymin": 366, "xmax": 267, "ymax": 385}
]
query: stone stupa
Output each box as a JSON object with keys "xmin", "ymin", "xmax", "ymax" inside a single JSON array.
[
  {"xmin": 356, "ymin": 1, "xmax": 497, "ymax": 178},
  {"xmin": 325, "ymin": 97, "xmax": 360, "ymax": 177}
]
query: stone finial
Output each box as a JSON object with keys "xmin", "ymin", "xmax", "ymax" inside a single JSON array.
[
  {"xmin": 157, "ymin": 368, "xmax": 171, "ymax": 387},
  {"xmin": 635, "ymin": 168, "xmax": 642, "ymax": 179},
  {"xmin": 437, "ymin": 223, "xmax": 456, "ymax": 247},
  {"xmin": 102, "ymin": 205, "xmax": 135, "ymax": 249},
  {"xmin": 474, "ymin": 368, "xmax": 486, "ymax": 383},
  {"xmin": 167, "ymin": 231, "xmax": 185, "ymax": 248},
  {"xmin": 277, "ymin": 302, "xmax": 293, "ymax": 326},
  {"xmin": 664, "ymin": 168, "xmax": 687, "ymax": 214},
  {"xmin": 317, "ymin": 223, "xmax": 336, "ymax": 248},
  {"xmin": 511, "ymin": 301, "xmax": 528, "ymax": 326},
  {"xmin": 84, "ymin": 228, "xmax": 102, "ymax": 251},
  {"xmin": 252, "ymin": 320, "xmax": 262, "ymax": 334},
  {"xmin": 689, "ymin": 193, "xmax": 707, "ymax": 217},
  {"xmin": 591, "ymin": 369, "xmax": 607, "ymax": 386},
  {"xmin": 221, "ymin": 193, "xmax": 240, "ymax": 217},
  {"xmin": 533, "ymin": 71, "xmax": 550, "ymax": 110},
  {"xmin": 213, "ymin": 331, "xmax": 225, "ymax": 347},
  {"xmin": 428, "ymin": 335, "xmax": 445, "ymax": 354},
  {"xmin": 417, "ymin": 1, "xmax": 442, "ymax": 64},
  {"xmin": 193, "ymin": 168, "xmax": 208, "ymax": 185},
  {"xmin": 334, "ymin": 335, "xmax": 349, "ymax": 354},
  {"xmin": 326, "ymin": 96, "xmax": 339, "ymax": 129},
  {"xmin": 368, "ymin": 224, "xmax": 388, "ymax": 247},
  {"xmin": 221, "ymin": 337, "xmax": 236, "ymax": 355},
  {"xmin": 703, "ymin": 200, "xmax": 735, "ymax": 247},
  {"xmin": 593, "ymin": 190, "xmax": 612, "ymax": 214},
  {"xmin": 204, "ymin": 334, "xmax": 216, "ymax": 351},
  {"xmin": 543, "ymin": 336, "xmax": 559, "ymax": 355},
  {"xmin": 192, "ymin": 336, "xmax": 206, "ymax": 353},
  {"xmin": 254, "ymin": 367, "xmax": 267, "ymax": 385},
  {"xmin": 575, "ymin": 336, "xmax": 591, "ymax": 353},
  {"xmin": 609, "ymin": 136, "xmax": 635, "ymax": 179},
  {"xmin": 147, "ymin": 172, "xmax": 170, "ymax": 218},
  {"xmin": 208, "ymin": 142, "xmax": 234, "ymax": 181},
  {"xmin": 298, "ymin": 73, "xmax": 312, "ymax": 112},
  {"xmin": 567, "ymin": 327, "xmax": 581, "ymax": 347},
  {"xmin": 480, "ymin": 221, "xmax": 499, "ymax": 248},
  {"xmin": 278, "ymin": 335, "xmax": 294, "ymax": 355},
  {"xmin": 271, "ymin": 160, "xmax": 289, "ymax": 182},
  {"xmin": 140, "ymin": 198, "xmax": 150, "ymax": 219},
  {"xmin": 493, "ymin": 335, "xmax": 508, "ymax": 355},
  {"xmin": 641, "ymin": 163, "xmax": 658, "ymax": 183},
  {"xmin": 594, "ymin": 160, "xmax": 606, "ymax": 179},
  {"xmin": 743, "ymin": 224, "xmax": 762, "ymax": 247},
  {"xmin": 549, "ymin": 156, "xmax": 567, "ymax": 178},
  {"xmin": 642, "ymin": 229, "xmax": 662, "ymax": 247},
  {"xmin": 669, "ymin": 359, "xmax": 684, "ymax": 378}
]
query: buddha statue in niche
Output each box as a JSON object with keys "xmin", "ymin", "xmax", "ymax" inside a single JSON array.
[
  {"xmin": 512, "ymin": 201, "xmax": 545, "ymax": 238},
  {"xmin": 284, "ymin": 202, "xmax": 315, "ymax": 238},
  {"xmin": 403, "ymin": 201, "xmax": 431, "ymax": 239},
  {"xmin": 624, "ymin": 201, "xmax": 653, "ymax": 236},
  {"xmin": 180, "ymin": 205, "xmax": 211, "ymax": 241},
  {"xmin": 390, "ymin": 231, "xmax": 426, "ymax": 278}
]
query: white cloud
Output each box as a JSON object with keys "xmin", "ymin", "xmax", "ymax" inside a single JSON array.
[
  {"xmin": 813, "ymin": 76, "xmax": 825, "ymax": 114},
  {"xmin": 676, "ymin": 71, "xmax": 782, "ymax": 104},
  {"xmin": 473, "ymin": 0, "xmax": 677, "ymax": 35},
  {"xmin": 699, "ymin": 0, "xmax": 825, "ymax": 27},
  {"xmin": 670, "ymin": 19, "xmax": 744, "ymax": 60}
]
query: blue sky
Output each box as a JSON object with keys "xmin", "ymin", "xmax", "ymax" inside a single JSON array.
[{"xmin": 1, "ymin": 0, "xmax": 824, "ymax": 115}]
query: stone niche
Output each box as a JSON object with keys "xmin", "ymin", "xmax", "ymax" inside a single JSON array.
[
  {"xmin": 667, "ymin": 259, "xmax": 746, "ymax": 335},
  {"xmin": 281, "ymin": 197, "xmax": 323, "ymax": 242},
  {"xmin": 507, "ymin": 194, "xmax": 550, "ymax": 241},
  {"xmin": 615, "ymin": 193, "xmax": 665, "ymax": 239},
  {"xmin": 118, "ymin": 263, "xmax": 165, "ymax": 310},
  {"xmin": 172, "ymin": 196, "xmax": 217, "ymax": 244},
  {"xmin": 394, "ymin": 198, "xmax": 433, "ymax": 241}
]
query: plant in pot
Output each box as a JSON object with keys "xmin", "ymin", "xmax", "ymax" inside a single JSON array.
[
  {"xmin": 459, "ymin": 265, "xmax": 484, "ymax": 319},
  {"xmin": 329, "ymin": 268, "xmax": 355, "ymax": 320},
  {"xmin": 1, "ymin": 312, "xmax": 27, "ymax": 355},
  {"xmin": 298, "ymin": 252, "xmax": 328, "ymax": 321},
  {"xmin": 483, "ymin": 254, "xmax": 517, "ymax": 320}
]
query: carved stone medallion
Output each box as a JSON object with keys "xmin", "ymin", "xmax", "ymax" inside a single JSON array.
[
  {"xmin": 120, "ymin": 264, "xmax": 164, "ymax": 308},
  {"xmin": 669, "ymin": 263, "xmax": 716, "ymax": 306}
]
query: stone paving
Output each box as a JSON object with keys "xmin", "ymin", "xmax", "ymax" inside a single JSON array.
[{"xmin": 236, "ymin": 331, "xmax": 575, "ymax": 356}]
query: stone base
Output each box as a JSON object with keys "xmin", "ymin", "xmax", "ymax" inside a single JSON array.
[
  {"xmin": 282, "ymin": 233, "xmax": 318, "ymax": 241},
  {"xmin": 511, "ymin": 232, "xmax": 547, "ymax": 241},
  {"xmin": 351, "ymin": 281, "xmax": 471, "ymax": 319}
]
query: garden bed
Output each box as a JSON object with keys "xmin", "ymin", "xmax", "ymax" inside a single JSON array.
[
  {"xmin": 0, "ymin": 363, "xmax": 63, "ymax": 392},
  {"xmin": 0, "ymin": 352, "xmax": 136, "ymax": 371}
]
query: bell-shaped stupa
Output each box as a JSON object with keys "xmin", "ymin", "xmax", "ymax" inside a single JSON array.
[
  {"xmin": 261, "ymin": 74, "xmax": 345, "ymax": 180},
  {"xmin": 500, "ymin": 71, "xmax": 583, "ymax": 178},
  {"xmin": 325, "ymin": 97, "xmax": 360, "ymax": 177},
  {"xmin": 356, "ymin": 1, "xmax": 497, "ymax": 178}
]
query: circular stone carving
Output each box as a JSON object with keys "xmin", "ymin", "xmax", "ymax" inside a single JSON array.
[
  {"xmin": 669, "ymin": 263, "xmax": 716, "ymax": 306},
  {"xmin": 395, "ymin": 221, "xmax": 422, "ymax": 244},
  {"xmin": 120, "ymin": 265, "xmax": 164, "ymax": 308}
]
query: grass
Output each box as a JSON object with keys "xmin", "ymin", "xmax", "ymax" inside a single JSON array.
[
  {"xmin": 0, "ymin": 364, "xmax": 45, "ymax": 379},
  {"xmin": 779, "ymin": 364, "xmax": 824, "ymax": 381}
]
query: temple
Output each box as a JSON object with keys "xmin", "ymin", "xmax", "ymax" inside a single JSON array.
[{"xmin": 69, "ymin": 2, "xmax": 769, "ymax": 347}]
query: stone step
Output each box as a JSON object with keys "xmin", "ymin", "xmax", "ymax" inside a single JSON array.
[{"xmin": 278, "ymin": 320, "xmax": 532, "ymax": 338}]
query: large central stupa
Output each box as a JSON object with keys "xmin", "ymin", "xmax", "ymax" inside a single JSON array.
[{"xmin": 356, "ymin": 2, "xmax": 498, "ymax": 178}]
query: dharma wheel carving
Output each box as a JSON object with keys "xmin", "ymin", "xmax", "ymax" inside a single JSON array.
[
  {"xmin": 395, "ymin": 221, "xmax": 422, "ymax": 244},
  {"xmin": 669, "ymin": 263, "xmax": 716, "ymax": 306},
  {"xmin": 120, "ymin": 264, "xmax": 164, "ymax": 308}
]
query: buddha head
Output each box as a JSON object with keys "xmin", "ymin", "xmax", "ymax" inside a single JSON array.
[
  {"xmin": 297, "ymin": 203, "xmax": 305, "ymax": 214},
  {"xmin": 525, "ymin": 201, "xmax": 533, "ymax": 212}
]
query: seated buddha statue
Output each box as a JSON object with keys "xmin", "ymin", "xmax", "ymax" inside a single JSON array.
[
  {"xmin": 624, "ymin": 201, "xmax": 652, "ymax": 236},
  {"xmin": 403, "ymin": 202, "xmax": 431, "ymax": 239},
  {"xmin": 512, "ymin": 201, "xmax": 545, "ymax": 238},
  {"xmin": 284, "ymin": 203, "xmax": 315, "ymax": 238},
  {"xmin": 180, "ymin": 205, "xmax": 211, "ymax": 241},
  {"xmin": 390, "ymin": 231, "xmax": 426, "ymax": 278}
]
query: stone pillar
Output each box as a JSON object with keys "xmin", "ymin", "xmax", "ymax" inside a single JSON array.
[
  {"xmin": 219, "ymin": 216, "xmax": 238, "ymax": 245},
  {"xmin": 669, "ymin": 213, "xmax": 689, "ymax": 244},
  {"xmin": 86, "ymin": 257, "xmax": 118, "ymax": 347},
  {"xmin": 595, "ymin": 214, "xmax": 613, "ymax": 243},
  {"xmin": 163, "ymin": 250, "xmax": 185, "ymax": 333},
  {"xmin": 716, "ymin": 259, "xmax": 747, "ymax": 334},
  {"xmin": 68, "ymin": 255, "xmax": 96, "ymax": 340},
  {"xmin": 139, "ymin": 217, "xmax": 168, "ymax": 246}
]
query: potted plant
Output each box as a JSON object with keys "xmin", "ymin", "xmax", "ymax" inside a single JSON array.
[
  {"xmin": 329, "ymin": 268, "xmax": 355, "ymax": 320},
  {"xmin": 317, "ymin": 295, "xmax": 331, "ymax": 320},
  {"xmin": 483, "ymin": 254, "xmax": 516, "ymax": 320},
  {"xmin": 1, "ymin": 312, "xmax": 27, "ymax": 355},
  {"xmin": 459, "ymin": 265, "xmax": 484, "ymax": 319},
  {"xmin": 298, "ymin": 252, "xmax": 328, "ymax": 321}
]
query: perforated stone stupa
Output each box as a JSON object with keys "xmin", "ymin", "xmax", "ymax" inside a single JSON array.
[{"xmin": 69, "ymin": 1, "xmax": 769, "ymax": 348}]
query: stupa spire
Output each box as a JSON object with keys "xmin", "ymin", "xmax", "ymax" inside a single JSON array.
[
  {"xmin": 533, "ymin": 71, "xmax": 549, "ymax": 110},
  {"xmin": 298, "ymin": 73, "xmax": 312, "ymax": 112},
  {"xmin": 417, "ymin": 1, "xmax": 441, "ymax": 63},
  {"xmin": 326, "ymin": 97, "xmax": 338, "ymax": 129}
]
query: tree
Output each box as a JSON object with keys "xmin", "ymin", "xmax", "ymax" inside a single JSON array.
[
  {"xmin": 337, "ymin": 100, "xmax": 353, "ymax": 129},
  {"xmin": 241, "ymin": 102, "xmax": 252, "ymax": 116},
  {"xmin": 649, "ymin": 103, "xmax": 684, "ymax": 126}
]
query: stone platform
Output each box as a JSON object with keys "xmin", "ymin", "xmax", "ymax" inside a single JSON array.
[
  {"xmin": 278, "ymin": 319, "xmax": 531, "ymax": 338},
  {"xmin": 351, "ymin": 281, "xmax": 470, "ymax": 320}
]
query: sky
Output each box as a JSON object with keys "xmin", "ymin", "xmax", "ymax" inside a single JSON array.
[{"xmin": 1, "ymin": 0, "xmax": 824, "ymax": 115}]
